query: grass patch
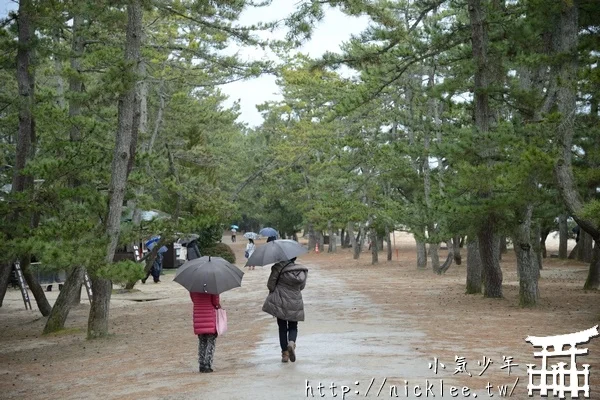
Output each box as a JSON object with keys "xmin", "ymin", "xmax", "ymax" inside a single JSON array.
[
  {"xmin": 44, "ymin": 327, "xmax": 84, "ymax": 336},
  {"xmin": 112, "ymin": 288, "xmax": 141, "ymax": 294}
]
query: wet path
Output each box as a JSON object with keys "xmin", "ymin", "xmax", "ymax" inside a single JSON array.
[
  {"xmin": 166, "ymin": 263, "xmax": 465, "ymax": 400},
  {"xmin": 1, "ymin": 259, "xmax": 482, "ymax": 400}
]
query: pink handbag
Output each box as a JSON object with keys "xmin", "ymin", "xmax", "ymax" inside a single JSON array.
[{"xmin": 216, "ymin": 308, "xmax": 228, "ymax": 335}]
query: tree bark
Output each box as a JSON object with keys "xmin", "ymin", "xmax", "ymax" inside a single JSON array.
[
  {"xmin": 307, "ymin": 224, "xmax": 316, "ymax": 251},
  {"xmin": 0, "ymin": 263, "xmax": 11, "ymax": 307},
  {"xmin": 88, "ymin": 0, "xmax": 142, "ymax": 338},
  {"xmin": 348, "ymin": 222, "xmax": 359, "ymax": 259},
  {"xmin": 327, "ymin": 220, "xmax": 336, "ymax": 253},
  {"xmin": 558, "ymin": 214, "xmax": 569, "ymax": 259},
  {"xmin": 415, "ymin": 226, "xmax": 427, "ymax": 269},
  {"xmin": 584, "ymin": 241, "xmax": 600, "ymax": 290},
  {"xmin": 579, "ymin": 230, "xmax": 593, "ymax": 263},
  {"xmin": 370, "ymin": 226, "xmax": 378, "ymax": 265},
  {"xmin": 466, "ymin": 238, "xmax": 482, "ymax": 294},
  {"xmin": 21, "ymin": 259, "xmax": 51, "ymax": 316},
  {"xmin": 453, "ymin": 235, "xmax": 462, "ymax": 265},
  {"xmin": 44, "ymin": 11, "xmax": 86, "ymax": 330},
  {"xmin": 532, "ymin": 224, "xmax": 543, "ymax": 270},
  {"xmin": 43, "ymin": 266, "xmax": 85, "ymax": 334},
  {"xmin": 438, "ymin": 240, "xmax": 454, "ymax": 274},
  {"xmin": 552, "ymin": 0, "xmax": 600, "ymax": 289},
  {"xmin": 514, "ymin": 205, "xmax": 539, "ymax": 306},
  {"xmin": 468, "ymin": 0, "xmax": 502, "ymax": 297},
  {"xmin": 478, "ymin": 222, "xmax": 503, "ymax": 298},
  {"xmin": 87, "ymin": 277, "xmax": 112, "ymax": 339},
  {"xmin": 9, "ymin": 0, "xmax": 51, "ymax": 314},
  {"xmin": 385, "ymin": 225, "xmax": 392, "ymax": 261}
]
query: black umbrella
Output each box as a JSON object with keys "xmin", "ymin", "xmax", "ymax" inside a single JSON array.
[
  {"xmin": 174, "ymin": 256, "xmax": 244, "ymax": 294},
  {"xmin": 245, "ymin": 239, "xmax": 307, "ymax": 267}
]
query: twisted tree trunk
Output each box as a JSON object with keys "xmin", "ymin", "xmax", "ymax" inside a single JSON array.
[{"xmin": 552, "ymin": 0, "xmax": 600, "ymax": 289}]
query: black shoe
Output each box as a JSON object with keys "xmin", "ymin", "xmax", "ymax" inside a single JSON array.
[
  {"xmin": 199, "ymin": 367, "xmax": 213, "ymax": 373},
  {"xmin": 141, "ymin": 278, "xmax": 146, "ymax": 284}
]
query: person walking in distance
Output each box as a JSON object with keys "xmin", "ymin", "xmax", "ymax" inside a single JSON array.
[
  {"xmin": 231, "ymin": 228, "xmax": 237, "ymax": 243},
  {"xmin": 245, "ymin": 238, "xmax": 256, "ymax": 270},
  {"xmin": 262, "ymin": 257, "xmax": 308, "ymax": 363}
]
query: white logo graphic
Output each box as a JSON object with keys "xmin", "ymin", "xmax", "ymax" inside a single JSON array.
[{"xmin": 526, "ymin": 325, "xmax": 599, "ymax": 398}]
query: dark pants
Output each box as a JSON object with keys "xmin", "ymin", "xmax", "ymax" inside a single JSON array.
[
  {"xmin": 198, "ymin": 334, "xmax": 217, "ymax": 370},
  {"xmin": 277, "ymin": 318, "xmax": 298, "ymax": 351}
]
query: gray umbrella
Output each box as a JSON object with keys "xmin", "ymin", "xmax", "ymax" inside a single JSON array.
[
  {"xmin": 245, "ymin": 239, "xmax": 307, "ymax": 267},
  {"xmin": 174, "ymin": 256, "xmax": 244, "ymax": 294},
  {"xmin": 178, "ymin": 233, "xmax": 199, "ymax": 245}
]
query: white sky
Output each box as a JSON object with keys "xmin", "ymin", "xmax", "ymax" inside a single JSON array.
[{"xmin": 0, "ymin": 0, "xmax": 369, "ymax": 127}]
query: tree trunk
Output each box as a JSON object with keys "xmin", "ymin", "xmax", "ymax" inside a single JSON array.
[
  {"xmin": 469, "ymin": 0, "xmax": 502, "ymax": 298},
  {"xmin": 540, "ymin": 229, "xmax": 550, "ymax": 258},
  {"xmin": 0, "ymin": 263, "xmax": 11, "ymax": 307},
  {"xmin": 385, "ymin": 225, "xmax": 392, "ymax": 261},
  {"xmin": 584, "ymin": 241, "xmax": 600, "ymax": 290},
  {"xmin": 87, "ymin": 277, "xmax": 112, "ymax": 339},
  {"xmin": 327, "ymin": 220, "xmax": 336, "ymax": 253},
  {"xmin": 500, "ymin": 236, "xmax": 508, "ymax": 253},
  {"xmin": 466, "ymin": 238, "xmax": 482, "ymax": 294},
  {"xmin": 514, "ymin": 205, "xmax": 539, "ymax": 307},
  {"xmin": 453, "ymin": 235, "xmax": 462, "ymax": 265},
  {"xmin": 12, "ymin": 0, "xmax": 36, "ymax": 196},
  {"xmin": 429, "ymin": 240, "xmax": 441, "ymax": 273},
  {"xmin": 579, "ymin": 230, "xmax": 593, "ymax": 263},
  {"xmin": 53, "ymin": 34, "xmax": 66, "ymax": 109},
  {"xmin": 11, "ymin": 0, "xmax": 50, "ymax": 315},
  {"xmin": 569, "ymin": 241, "xmax": 579, "ymax": 259},
  {"xmin": 88, "ymin": 0, "xmax": 142, "ymax": 338},
  {"xmin": 438, "ymin": 241, "xmax": 454, "ymax": 274},
  {"xmin": 307, "ymin": 224, "xmax": 316, "ymax": 251},
  {"xmin": 317, "ymin": 231, "xmax": 325, "ymax": 253},
  {"xmin": 415, "ymin": 226, "xmax": 427, "ymax": 269},
  {"xmin": 21, "ymin": 259, "xmax": 51, "ymax": 316},
  {"xmin": 558, "ymin": 214, "xmax": 569, "ymax": 259},
  {"xmin": 552, "ymin": 0, "xmax": 600, "ymax": 290},
  {"xmin": 44, "ymin": 10, "xmax": 85, "ymax": 329},
  {"xmin": 370, "ymin": 227, "xmax": 378, "ymax": 265},
  {"xmin": 43, "ymin": 266, "xmax": 85, "ymax": 334},
  {"xmin": 478, "ymin": 223, "xmax": 503, "ymax": 298},
  {"xmin": 357, "ymin": 223, "xmax": 366, "ymax": 254},
  {"xmin": 532, "ymin": 224, "xmax": 543, "ymax": 270},
  {"xmin": 348, "ymin": 222, "xmax": 360, "ymax": 260}
]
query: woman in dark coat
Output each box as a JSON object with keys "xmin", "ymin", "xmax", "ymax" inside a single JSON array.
[{"xmin": 262, "ymin": 257, "xmax": 308, "ymax": 363}]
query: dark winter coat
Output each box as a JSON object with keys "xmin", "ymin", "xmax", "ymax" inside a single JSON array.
[{"xmin": 262, "ymin": 261, "xmax": 308, "ymax": 321}]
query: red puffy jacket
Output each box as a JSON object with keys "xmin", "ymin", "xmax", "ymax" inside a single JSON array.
[{"xmin": 190, "ymin": 292, "xmax": 220, "ymax": 335}]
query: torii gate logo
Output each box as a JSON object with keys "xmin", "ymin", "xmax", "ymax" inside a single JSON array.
[{"xmin": 526, "ymin": 325, "xmax": 599, "ymax": 398}]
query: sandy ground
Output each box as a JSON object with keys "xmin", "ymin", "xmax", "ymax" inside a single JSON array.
[{"xmin": 1, "ymin": 233, "xmax": 599, "ymax": 399}]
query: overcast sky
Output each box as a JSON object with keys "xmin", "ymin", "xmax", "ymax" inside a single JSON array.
[{"xmin": 0, "ymin": 0, "xmax": 369, "ymax": 126}]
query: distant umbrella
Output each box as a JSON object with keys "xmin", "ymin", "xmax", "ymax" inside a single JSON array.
[
  {"xmin": 147, "ymin": 241, "xmax": 168, "ymax": 254},
  {"xmin": 230, "ymin": 225, "xmax": 239, "ymax": 230},
  {"xmin": 243, "ymin": 232, "xmax": 260, "ymax": 240},
  {"xmin": 245, "ymin": 239, "xmax": 307, "ymax": 267},
  {"xmin": 174, "ymin": 256, "xmax": 244, "ymax": 294},
  {"xmin": 178, "ymin": 234, "xmax": 199, "ymax": 246},
  {"xmin": 259, "ymin": 227, "xmax": 278, "ymax": 238}
]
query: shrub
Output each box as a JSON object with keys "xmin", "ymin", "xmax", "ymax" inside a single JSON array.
[{"xmin": 203, "ymin": 243, "xmax": 236, "ymax": 264}]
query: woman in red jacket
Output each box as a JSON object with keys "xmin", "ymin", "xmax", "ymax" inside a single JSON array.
[{"xmin": 190, "ymin": 292, "xmax": 220, "ymax": 373}]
